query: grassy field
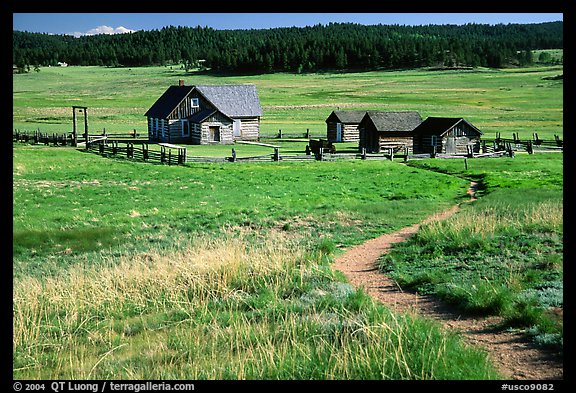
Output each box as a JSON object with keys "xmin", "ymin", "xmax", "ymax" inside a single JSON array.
[
  {"xmin": 14, "ymin": 143, "xmax": 501, "ymax": 379},
  {"xmin": 13, "ymin": 64, "xmax": 563, "ymax": 139},
  {"xmin": 12, "ymin": 65, "xmax": 563, "ymax": 380},
  {"xmin": 380, "ymin": 154, "xmax": 563, "ymax": 348}
]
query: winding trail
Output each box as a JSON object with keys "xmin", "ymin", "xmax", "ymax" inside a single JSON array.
[{"xmin": 333, "ymin": 183, "xmax": 563, "ymax": 380}]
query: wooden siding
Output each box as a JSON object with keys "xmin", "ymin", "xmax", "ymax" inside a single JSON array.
[
  {"xmin": 166, "ymin": 93, "xmax": 207, "ymax": 120},
  {"xmin": 413, "ymin": 123, "xmax": 481, "ymax": 154},
  {"xmin": 235, "ymin": 117, "xmax": 260, "ymax": 141},
  {"xmin": 148, "ymin": 117, "xmax": 169, "ymax": 142},
  {"xmin": 193, "ymin": 112, "xmax": 233, "ymax": 144},
  {"xmin": 327, "ymin": 122, "xmax": 360, "ymax": 142},
  {"xmin": 147, "ymin": 87, "xmax": 260, "ymax": 144},
  {"xmin": 360, "ymin": 125, "xmax": 412, "ymax": 153}
]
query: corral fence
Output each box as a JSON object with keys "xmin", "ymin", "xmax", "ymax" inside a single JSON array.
[
  {"xmin": 14, "ymin": 129, "xmax": 563, "ymax": 166},
  {"xmin": 491, "ymin": 132, "xmax": 563, "ymax": 154},
  {"xmin": 12, "ymin": 128, "xmax": 147, "ymax": 146},
  {"xmin": 273, "ymin": 128, "xmax": 323, "ymax": 140}
]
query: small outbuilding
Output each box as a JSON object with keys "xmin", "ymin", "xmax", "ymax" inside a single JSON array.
[
  {"xmin": 359, "ymin": 111, "xmax": 423, "ymax": 153},
  {"xmin": 325, "ymin": 110, "xmax": 366, "ymax": 142},
  {"xmin": 145, "ymin": 80, "xmax": 262, "ymax": 144},
  {"xmin": 412, "ymin": 117, "xmax": 483, "ymax": 154}
]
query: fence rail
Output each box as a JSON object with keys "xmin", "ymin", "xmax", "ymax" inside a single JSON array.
[{"xmin": 15, "ymin": 129, "xmax": 563, "ymax": 166}]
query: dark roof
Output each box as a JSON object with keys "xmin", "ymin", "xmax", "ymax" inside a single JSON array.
[
  {"xmin": 144, "ymin": 85, "xmax": 194, "ymax": 118},
  {"xmin": 325, "ymin": 110, "xmax": 367, "ymax": 124},
  {"xmin": 145, "ymin": 83, "xmax": 262, "ymax": 119},
  {"xmin": 194, "ymin": 84, "xmax": 263, "ymax": 118},
  {"xmin": 362, "ymin": 111, "xmax": 423, "ymax": 132},
  {"xmin": 187, "ymin": 108, "xmax": 231, "ymax": 123},
  {"xmin": 412, "ymin": 117, "xmax": 483, "ymax": 136}
]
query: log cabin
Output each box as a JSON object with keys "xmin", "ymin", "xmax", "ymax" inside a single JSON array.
[
  {"xmin": 145, "ymin": 80, "xmax": 262, "ymax": 144},
  {"xmin": 325, "ymin": 110, "xmax": 366, "ymax": 142},
  {"xmin": 412, "ymin": 117, "xmax": 483, "ymax": 154},
  {"xmin": 359, "ymin": 111, "xmax": 423, "ymax": 153}
]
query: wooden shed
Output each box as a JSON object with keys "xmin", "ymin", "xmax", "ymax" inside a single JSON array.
[
  {"xmin": 325, "ymin": 110, "xmax": 366, "ymax": 142},
  {"xmin": 359, "ymin": 111, "xmax": 423, "ymax": 153},
  {"xmin": 145, "ymin": 80, "xmax": 263, "ymax": 144},
  {"xmin": 412, "ymin": 117, "xmax": 483, "ymax": 154}
]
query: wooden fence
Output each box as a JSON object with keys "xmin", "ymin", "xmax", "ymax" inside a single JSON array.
[
  {"xmin": 13, "ymin": 129, "xmax": 74, "ymax": 146},
  {"xmin": 13, "ymin": 129, "xmax": 147, "ymax": 146},
  {"xmin": 15, "ymin": 129, "xmax": 563, "ymax": 166}
]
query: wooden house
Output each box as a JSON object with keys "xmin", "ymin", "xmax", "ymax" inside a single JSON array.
[
  {"xmin": 145, "ymin": 80, "xmax": 262, "ymax": 144},
  {"xmin": 325, "ymin": 110, "xmax": 366, "ymax": 142},
  {"xmin": 359, "ymin": 111, "xmax": 423, "ymax": 153},
  {"xmin": 412, "ymin": 117, "xmax": 483, "ymax": 154}
]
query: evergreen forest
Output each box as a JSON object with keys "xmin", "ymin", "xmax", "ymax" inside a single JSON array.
[{"xmin": 13, "ymin": 21, "xmax": 563, "ymax": 73}]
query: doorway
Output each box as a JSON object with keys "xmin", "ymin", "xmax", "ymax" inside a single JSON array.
[{"xmin": 209, "ymin": 126, "xmax": 220, "ymax": 142}]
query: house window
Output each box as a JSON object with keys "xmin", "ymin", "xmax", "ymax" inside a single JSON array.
[
  {"xmin": 182, "ymin": 119, "xmax": 190, "ymax": 137},
  {"xmin": 191, "ymin": 98, "xmax": 199, "ymax": 108},
  {"xmin": 431, "ymin": 135, "xmax": 437, "ymax": 146},
  {"xmin": 154, "ymin": 118, "xmax": 159, "ymax": 136},
  {"xmin": 160, "ymin": 119, "xmax": 166, "ymax": 138}
]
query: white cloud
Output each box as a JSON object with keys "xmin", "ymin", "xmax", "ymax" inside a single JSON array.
[{"xmin": 70, "ymin": 25, "xmax": 136, "ymax": 38}]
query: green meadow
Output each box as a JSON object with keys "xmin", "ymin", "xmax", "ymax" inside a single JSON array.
[
  {"xmin": 12, "ymin": 65, "xmax": 562, "ymax": 379},
  {"xmin": 13, "ymin": 64, "xmax": 563, "ymax": 139}
]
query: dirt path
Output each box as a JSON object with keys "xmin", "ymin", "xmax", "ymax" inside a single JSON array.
[{"xmin": 333, "ymin": 183, "xmax": 563, "ymax": 380}]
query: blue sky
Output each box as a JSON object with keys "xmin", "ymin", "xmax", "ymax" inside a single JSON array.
[{"xmin": 13, "ymin": 13, "xmax": 563, "ymax": 37}]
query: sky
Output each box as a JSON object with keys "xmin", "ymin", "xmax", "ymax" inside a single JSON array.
[{"xmin": 12, "ymin": 13, "xmax": 563, "ymax": 37}]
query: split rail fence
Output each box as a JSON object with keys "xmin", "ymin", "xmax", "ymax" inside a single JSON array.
[{"xmin": 14, "ymin": 129, "xmax": 563, "ymax": 166}]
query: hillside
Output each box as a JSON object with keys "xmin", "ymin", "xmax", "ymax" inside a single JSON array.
[{"xmin": 13, "ymin": 21, "xmax": 563, "ymax": 73}]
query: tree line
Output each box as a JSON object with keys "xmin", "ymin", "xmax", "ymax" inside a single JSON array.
[{"xmin": 13, "ymin": 21, "xmax": 563, "ymax": 73}]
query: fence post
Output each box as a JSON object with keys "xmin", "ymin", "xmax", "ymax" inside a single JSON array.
[
  {"xmin": 306, "ymin": 128, "xmax": 310, "ymax": 139},
  {"xmin": 273, "ymin": 147, "xmax": 280, "ymax": 161},
  {"xmin": 361, "ymin": 147, "xmax": 366, "ymax": 160},
  {"xmin": 231, "ymin": 148, "xmax": 237, "ymax": 162},
  {"xmin": 278, "ymin": 129, "xmax": 282, "ymax": 139}
]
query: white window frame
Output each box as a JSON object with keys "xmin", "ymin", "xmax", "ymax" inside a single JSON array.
[{"xmin": 191, "ymin": 98, "xmax": 199, "ymax": 108}]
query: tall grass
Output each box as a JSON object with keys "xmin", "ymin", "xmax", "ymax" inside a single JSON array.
[
  {"xmin": 379, "ymin": 184, "xmax": 563, "ymax": 349},
  {"xmin": 14, "ymin": 230, "xmax": 500, "ymax": 380}
]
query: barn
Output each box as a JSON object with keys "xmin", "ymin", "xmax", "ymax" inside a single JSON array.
[
  {"xmin": 412, "ymin": 117, "xmax": 483, "ymax": 154},
  {"xmin": 359, "ymin": 111, "xmax": 423, "ymax": 153},
  {"xmin": 145, "ymin": 80, "xmax": 262, "ymax": 144},
  {"xmin": 325, "ymin": 110, "xmax": 366, "ymax": 142}
]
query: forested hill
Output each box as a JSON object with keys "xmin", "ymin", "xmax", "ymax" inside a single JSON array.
[{"xmin": 13, "ymin": 21, "xmax": 562, "ymax": 73}]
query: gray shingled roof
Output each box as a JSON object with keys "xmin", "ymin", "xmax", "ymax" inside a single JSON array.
[
  {"xmin": 194, "ymin": 84, "xmax": 263, "ymax": 118},
  {"xmin": 363, "ymin": 111, "xmax": 423, "ymax": 132},
  {"xmin": 326, "ymin": 110, "xmax": 367, "ymax": 124}
]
